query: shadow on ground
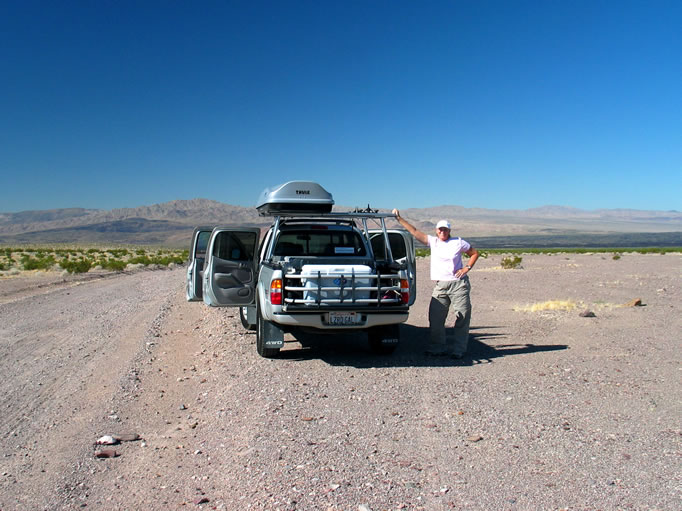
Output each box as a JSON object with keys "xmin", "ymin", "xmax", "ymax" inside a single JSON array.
[{"xmin": 267, "ymin": 324, "xmax": 568, "ymax": 368}]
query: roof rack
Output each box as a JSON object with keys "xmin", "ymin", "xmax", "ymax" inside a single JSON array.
[
  {"xmin": 264, "ymin": 211, "xmax": 399, "ymax": 263},
  {"xmin": 273, "ymin": 210, "xmax": 395, "ymax": 220}
]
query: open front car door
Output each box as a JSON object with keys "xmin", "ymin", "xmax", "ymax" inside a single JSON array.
[
  {"xmin": 369, "ymin": 229, "xmax": 417, "ymax": 306},
  {"xmin": 203, "ymin": 227, "xmax": 261, "ymax": 307},
  {"xmin": 186, "ymin": 226, "xmax": 214, "ymax": 301}
]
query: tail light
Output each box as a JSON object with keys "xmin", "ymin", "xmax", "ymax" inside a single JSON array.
[
  {"xmin": 270, "ymin": 279, "xmax": 283, "ymax": 305},
  {"xmin": 400, "ymin": 279, "xmax": 409, "ymax": 304}
]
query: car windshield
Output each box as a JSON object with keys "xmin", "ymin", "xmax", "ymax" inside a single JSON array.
[{"xmin": 274, "ymin": 229, "xmax": 367, "ymax": 257}]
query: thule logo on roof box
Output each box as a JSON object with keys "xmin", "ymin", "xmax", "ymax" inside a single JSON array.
[{"xmin": 296, "ymin": 190, "xmax": 310, "ymax": 195}]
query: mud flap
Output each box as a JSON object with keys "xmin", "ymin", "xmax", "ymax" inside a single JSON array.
[
  {"xmin": 368, "ymin": 324, "xmax": 400, "ymax": 354},
  {"xmin": 262, "ymin": 320, "xmax": 284, "ymax": 349},
  {"xmin": 377, "ymin": 324, "xmax": 400, "ymax": 345}
]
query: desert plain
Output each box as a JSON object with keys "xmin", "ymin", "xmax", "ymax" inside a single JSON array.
[{"xmin": 0, "ymin": 252, "xmax": 680, "ymax": 510}]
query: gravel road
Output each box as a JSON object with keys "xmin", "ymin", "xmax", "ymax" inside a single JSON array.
[{"xmin": 0, "ymin": 254, "xmax": 680, "ymax": 510}]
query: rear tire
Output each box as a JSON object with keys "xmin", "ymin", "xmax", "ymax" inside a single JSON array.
[
  {"xmin": 256, "ymin": 307, "xmax": 280, "ymax": 358},
  {"xmin": 368, "ymin": 324, "xmax": 400, "ymax": 355}
]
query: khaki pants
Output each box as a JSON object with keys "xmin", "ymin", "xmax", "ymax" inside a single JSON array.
[{"xmin": 428, "ymin": 278, "xmax": 471, "ymax": 356}]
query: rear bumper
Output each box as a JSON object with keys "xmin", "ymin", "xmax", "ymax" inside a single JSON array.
[{"xmin": 271, "ymin": 311, "xmax": 409, "ymax": 329}]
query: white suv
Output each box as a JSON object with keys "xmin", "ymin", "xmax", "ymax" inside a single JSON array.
[{"xmin": 187, "ymin": 182, "xmax": 416, "ymax": 357}]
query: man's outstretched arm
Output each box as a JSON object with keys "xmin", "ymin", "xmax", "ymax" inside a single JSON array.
[{"xmin": 392, "ymin": 209, "xmax": 429, "ymax": 245}]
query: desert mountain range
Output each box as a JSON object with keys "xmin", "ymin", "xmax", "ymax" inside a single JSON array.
[{"xmin": 1, "ymin": 199, "xmax": 680, "ymax": 247}]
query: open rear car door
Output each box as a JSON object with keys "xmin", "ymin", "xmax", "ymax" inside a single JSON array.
[
  {"xmin": 369, "ymin": 229, "xmax": 417, "ymax": 306},
  {"xmin": 186, "ymin": 226, "xmax": 214, "ymax": 301},
  {"xmin": 203, "ymin": 227, "xmax": 261, "ymax": 307}
]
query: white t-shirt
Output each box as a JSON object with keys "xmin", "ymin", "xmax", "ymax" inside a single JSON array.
[{"xmin": 428, "ymin": 235, "xmax": 471, "ymax": 281}]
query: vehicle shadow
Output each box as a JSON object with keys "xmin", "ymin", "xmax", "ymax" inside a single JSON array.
[{"xmin": 275, "ymin": 324, "xmax": 568, "ymax": 368}]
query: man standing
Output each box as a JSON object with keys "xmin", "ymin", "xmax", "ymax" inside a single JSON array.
[{"xmin": 392, "ymin": 209, "xmax": 479, "ymax": 359}]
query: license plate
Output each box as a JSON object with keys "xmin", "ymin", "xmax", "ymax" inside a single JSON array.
[{"xmin": 328, "ymin": 312, "xmax": 358, "ymax": 326}]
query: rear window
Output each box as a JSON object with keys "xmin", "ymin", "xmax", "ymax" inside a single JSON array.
[
  {"xmin": 274, "ymin": 229, "xmax": 366, "ymax": 257},
  {"xmin": 371, "ymin": 232, "xmax": 407, "ymax": 261}
]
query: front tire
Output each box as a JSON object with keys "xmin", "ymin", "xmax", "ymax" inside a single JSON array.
[{"xmin": 239, "ymin": 306, "xmax": 256, "ymax": 330}]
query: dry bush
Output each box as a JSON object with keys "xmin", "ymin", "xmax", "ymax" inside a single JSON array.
[
  {"xmin": 514, "ymin": 300, "xmax": 579, "ymax": 312},
  {"xmin": 501, "ymin": 255, "xmax": 523, "ymax": 269}
]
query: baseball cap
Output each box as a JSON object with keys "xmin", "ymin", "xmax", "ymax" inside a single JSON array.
[{"xmin": 436, "ymin": 220, "xmax": 451, "ymax": 230}]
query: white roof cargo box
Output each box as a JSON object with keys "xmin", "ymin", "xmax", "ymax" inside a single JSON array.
[{"xmin": 256, "ymin": 181, "xmax": 334, "ymax": 216}]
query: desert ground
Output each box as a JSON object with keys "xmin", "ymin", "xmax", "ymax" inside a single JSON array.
[{"xmin": 0, "ymin": 253, "xmax": 680, "ymax": 510}]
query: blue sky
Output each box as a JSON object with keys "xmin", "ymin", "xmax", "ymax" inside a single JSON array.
[{"xmin": 1, "ymin": 1, "xmax": 680, "ymax": 213}]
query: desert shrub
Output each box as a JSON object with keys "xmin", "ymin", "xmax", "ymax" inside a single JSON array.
[
  {"xmin": 59, "ymin": 258, "xmax": 93, "ymax": 273},
  {"xmin": 109, "ymin": 249, "xmax": 130, "ymax": 258},
  {"xmin": 500, "ymin": 255, "xmax": 523, "ymax": 269},
  {"xmin": 145, "ymin": 253, "xmax": 183, "ymax": 266},
  {"xmin": 100, "ymin": 259, "xmax": 128, "ymax": 271},
  {"xmin": 151, "ymin": 256, "xmax": 170, "ymax": 266},
  {"xmin": 126, "ymin": 252, "xmax": 184, "ymax": 267},
  {"xmin": 21, "ymin": 254, "xmax": 56, "ymax": 270},
  {"xmin": 129, "ymin": 255, "xmax": 150, "ymax": 266},
  {"xmin": 157, "ymin": 253, "xmax": 185, "ymax": 265},
  {"xmin": 4, "ymin": 246, "xmax": 187, "ymax": 271}
]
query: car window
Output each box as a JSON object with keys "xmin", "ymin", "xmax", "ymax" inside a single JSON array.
[
  {"xmin": 275, "ymin": 230, "xmax": 366, "ymax": 257},
  {"xmin": 371, "ymin": 232, "xmax": 407, "ymax": 261},
  {"xmin": 196, "ymin": 231, "xmax": 210, "ymax": 255},
  {"xmin": 212, "ymin": 231, "xmax": 257, "ymax": 261}
]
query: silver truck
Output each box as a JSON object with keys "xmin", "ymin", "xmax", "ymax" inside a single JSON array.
[{"xmin": 186, "ymin": 181, "xmax": 416, "ymax": 358}]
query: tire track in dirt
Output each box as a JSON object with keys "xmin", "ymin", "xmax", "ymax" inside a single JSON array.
[{"xmin": 0, "ymin": 269, "xmax": 183, "ymax": 510}]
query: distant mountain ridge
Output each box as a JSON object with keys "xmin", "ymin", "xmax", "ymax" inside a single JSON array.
[
  {"xmin": 0, "ymin": 199, "xmax": 260, "ymax": 235},
  {"xmin": 395, "ymin": 204, "xmax": 682, "ymax": 236},
  {"xmin": 406, "ymin": 204, "xmax": 682, "ymax": 221},
  {"xmin": 1, "ymin": 199, "xmax": 680, "ymax": 246}
]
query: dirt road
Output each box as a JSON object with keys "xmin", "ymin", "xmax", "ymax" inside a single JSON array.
[{"xmin": 0, "ymin": 254, "xmax": 680, "ymax": 510}]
